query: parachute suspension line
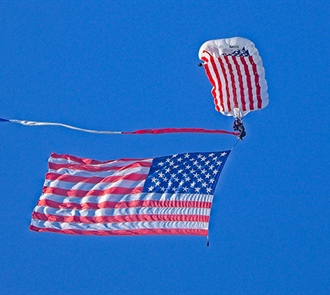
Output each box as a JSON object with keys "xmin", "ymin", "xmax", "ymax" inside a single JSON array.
[
  {"xmin": 1, "ymin": 118, "xmax": 240, "ymax": 136},
  {"xmin": 233, "ymin": 108, "xmax": 243, "ymax": 119}
]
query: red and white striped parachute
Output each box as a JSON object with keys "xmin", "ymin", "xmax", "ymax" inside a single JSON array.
[{"xmin": 199, "ymin": 37, "xmax": 269, "ymax": 118}]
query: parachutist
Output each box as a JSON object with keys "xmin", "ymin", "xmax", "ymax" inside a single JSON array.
[
  {"xmin": 198, "ymin": 62, "xmax": 204, "ymax": 67},
  {"xmin": 233, "ymin": 118, "xmax": 246, "ymax": 140}
]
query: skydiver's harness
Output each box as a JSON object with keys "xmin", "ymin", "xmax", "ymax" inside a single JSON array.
[{"xmin": 233, "ymin": 118, "xmax": 246, "ymax": 140}]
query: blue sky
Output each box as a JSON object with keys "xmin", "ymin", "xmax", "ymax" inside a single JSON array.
[{"xmin": 0, "ymin": 1, "xmax": 329, "ymax": 294}]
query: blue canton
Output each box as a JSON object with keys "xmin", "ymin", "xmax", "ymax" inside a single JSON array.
[
  {"xmin": 222, "ymin": 47, "xmax": 250, "ymax": 57},
  {"xmin": 143, "ymin": 151, "xmax": 230, "ymax": 194}
]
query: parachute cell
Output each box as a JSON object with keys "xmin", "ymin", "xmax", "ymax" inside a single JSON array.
[{"xmin": 199, "ymin": 37, "xmax": 269, "ymax": 118}]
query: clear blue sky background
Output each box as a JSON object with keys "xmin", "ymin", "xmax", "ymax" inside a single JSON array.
[{"xmin": 0, "ymin": 1, "xmax": 329, "ymax": 294}]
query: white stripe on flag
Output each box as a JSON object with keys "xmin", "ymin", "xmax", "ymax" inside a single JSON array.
[
  {"xmin": 31, "ymin": 219, "xmax": 209, "ymax": 231},
  {"xmin": 34, "ymin": 205, "xmax": 211, "ymax": 218},
  {"xmin": 44, "ymin": 178, "xmax": 146, "ymax": 191},
  {"xmin": 39, "ymin": 192, "xmax": 214, "ymax": 204}
]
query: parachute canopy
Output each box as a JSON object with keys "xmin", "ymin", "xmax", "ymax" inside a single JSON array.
[{"xmin": 199, "ymin": 37, "xmax": 269, "ymax": 118}]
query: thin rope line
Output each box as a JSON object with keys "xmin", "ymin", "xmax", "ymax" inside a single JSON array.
[
  {"xmin": 231, "ymin": 138, "xmax": 240, "ymax": 150},
  {"xmin": 4, "ymin": 118, "xmax": 239, "ymax": 136},
  {"xmin": 9, "ymin": 119, "xmax": 123, "ymax": 134}
]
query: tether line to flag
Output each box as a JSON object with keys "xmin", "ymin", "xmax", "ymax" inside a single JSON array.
[{"xmin": 0, "ymin": 118, "xmax": 239, "ymax": 136}]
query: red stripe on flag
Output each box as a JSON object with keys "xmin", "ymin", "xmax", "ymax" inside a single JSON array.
[
  {"xmin": 32, "ymin": 211, "xmax": 210, "ymax": 224},
  {"xmin": 218, "ymin": 57, "xmax": 232, "ymax": 112},
  {"xmin": 201, "ymin": 52, "xmax": 209, "ymax": 63},
  {"xmin": 48, "ymin": 161, "xmax": 152, "ymax": 172},
  {"xmin": 37, "ymin": 198, "xmax": 212, "ymax": 210},
  {"xmin": 240, "ymin": 56, "xmax": 254, "ymax": 110},
  {"xmin": 50, "ymin": 153, "xmax": 114, "ymax": 165},
  {"xmin": 204, "ymin": 64, "xmax": 221, "ymax": 112},
  {"xmin": 30, "ymin": 225, "xmax": 208, "ymax": 236},
  {"xmin": 42, "ymin": 185, "xmax": 144, "ymax": 197},
  {"xmin": 223, "ymin": 55, "xmax": 238, "ymax": 109},
  {"xmin": 232, "ymin": 57, "xmax": 247, "ymax": 111},
  {"xmin": 203, "ymin": 52, "xmax": 223, "ymax": 112},
  {"xmin": 249, "ymin": 56, "xmax": 262, "ymax": 109},
  {"xmin": 208, "ymin": 54, "xmax": 224, "ymax": 112},
  {"xmin": 51, "ymin": 153, "xmax": 148, "ymax": 164},
  {"xmin": 46, "ymin": 172, "xmax": 146, "ymax": 184}
]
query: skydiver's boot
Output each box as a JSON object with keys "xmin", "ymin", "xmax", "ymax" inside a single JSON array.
[{"xmin": 238, "ymin": 131, "xmax": 246, "ymax": 140}]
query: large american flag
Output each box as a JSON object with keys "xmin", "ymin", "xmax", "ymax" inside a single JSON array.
[{"xmin": 30, "ymin": 150, "xmax": 230, "ymax": 236}]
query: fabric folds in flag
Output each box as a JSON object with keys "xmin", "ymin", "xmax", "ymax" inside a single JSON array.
[{"xmin": 30, "ymin": 150, "xmax": 231, "ymax": 236}]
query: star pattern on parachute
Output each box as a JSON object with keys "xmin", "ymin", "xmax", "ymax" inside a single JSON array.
[
  {"xmin": 222, "ymin": 47, "xmax": 250, "ymax": 57},
  {"xmin": 143, "ymin": 151, "xmax": 229, "ymax": 195}
]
